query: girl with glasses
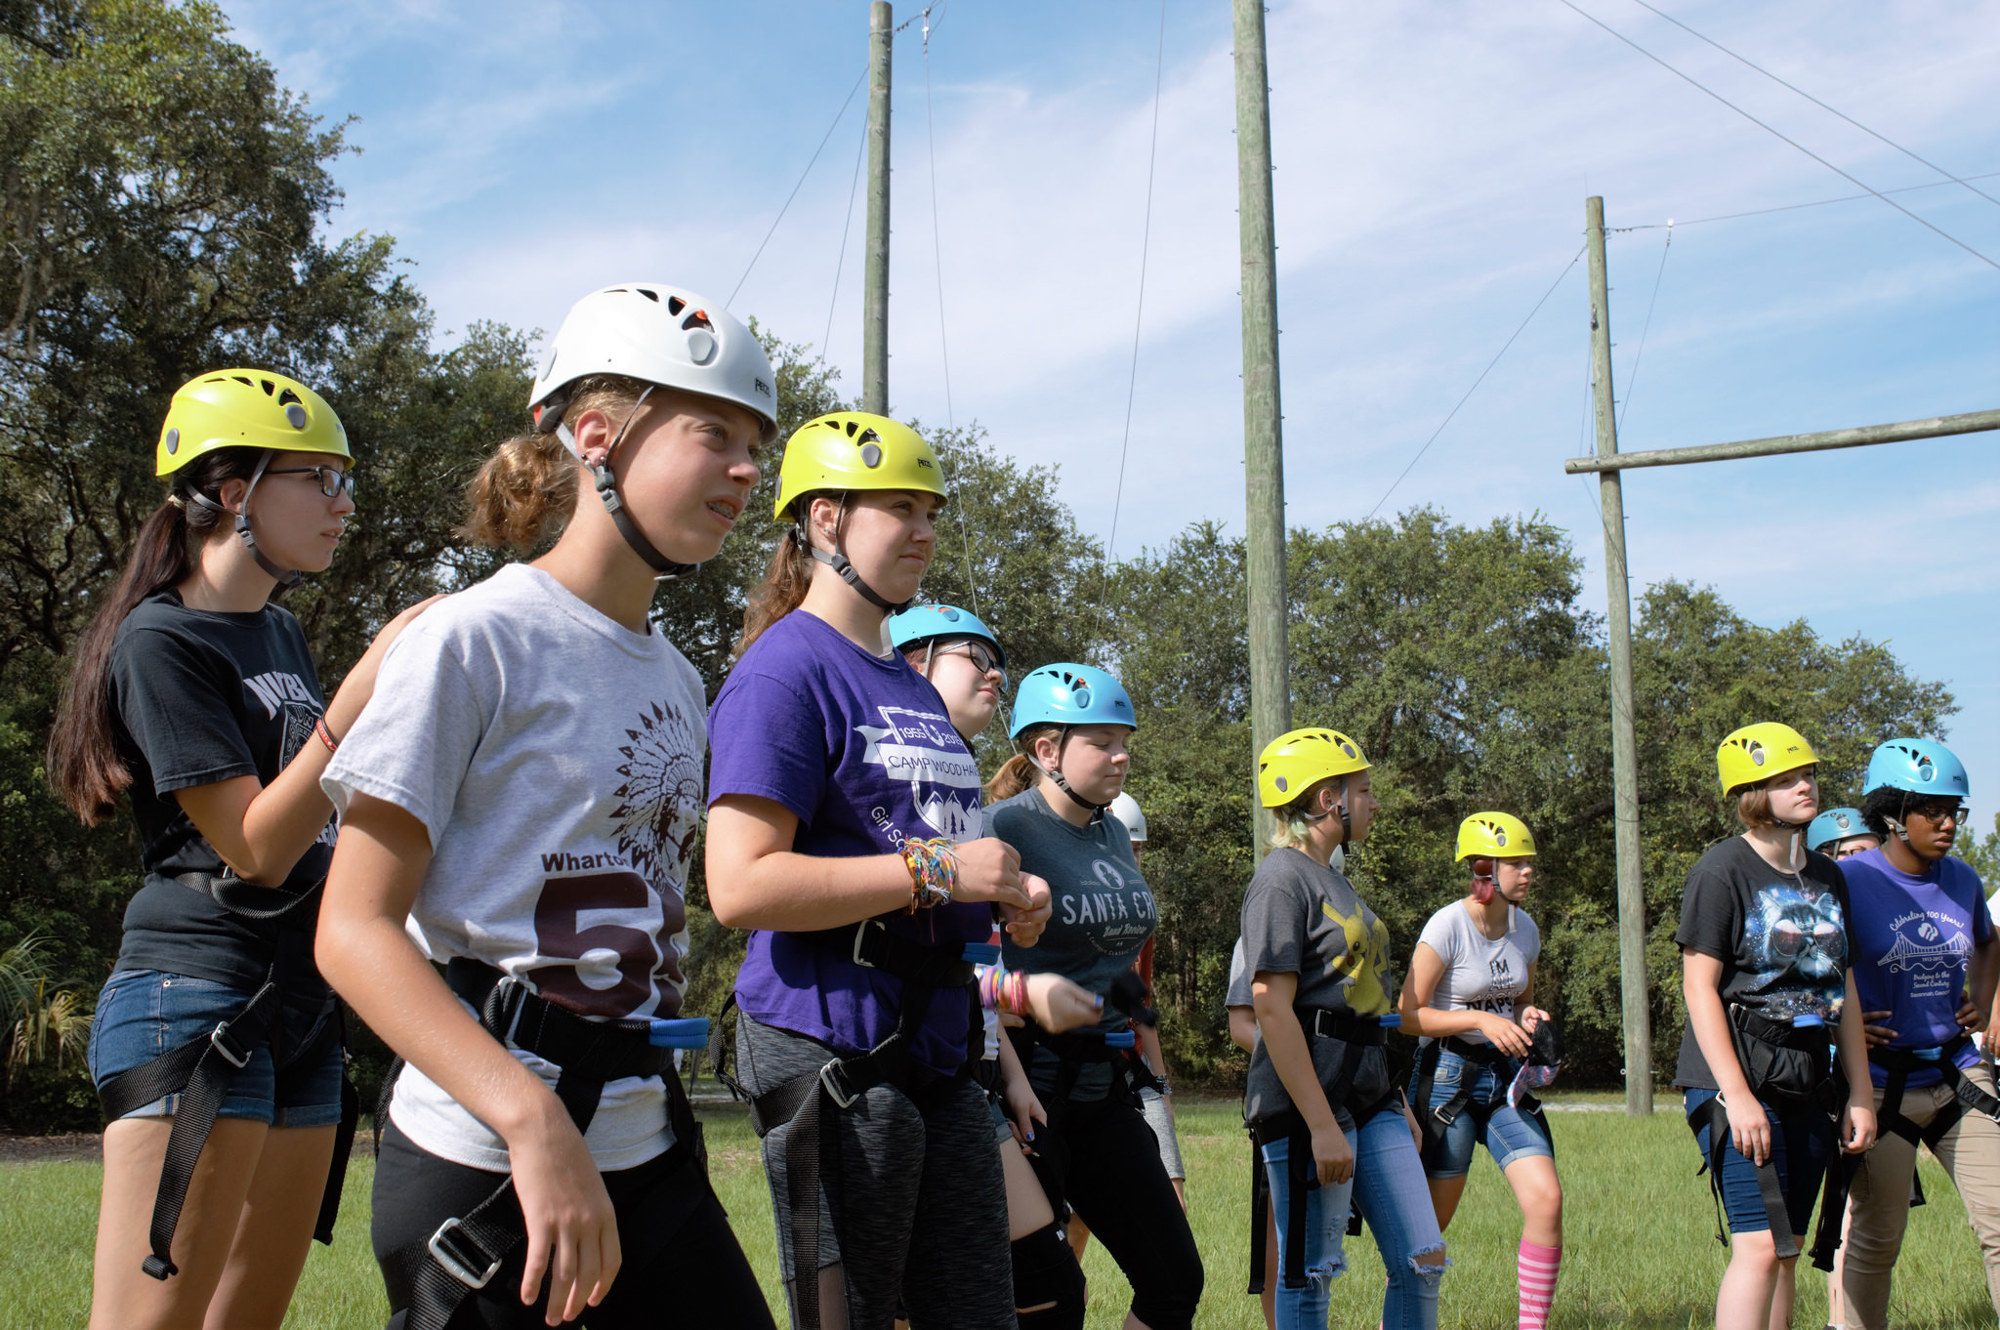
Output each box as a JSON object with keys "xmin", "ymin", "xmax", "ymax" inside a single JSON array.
[
  {"xmin": 1824, "ymin": 738, "xmax": 2000, "ymax": 1328},
  {"xmin": 1677, "ymin": 722, "xmax": 1876, "ymax": 1330}
]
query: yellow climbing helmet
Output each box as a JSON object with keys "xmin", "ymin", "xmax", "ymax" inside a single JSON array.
[
  {"xmin": 1456, "ymin": 812, "xmax": 1537, "ymax": 861},
  {"xmin": 1257, "ymin": 728, "xmax": 1370, "ymax": 809},
  {"xmin": 156, "ymin": 370, "xmax": 350, "ymax": 477},
  {"xmin": 1716, "ymin": 722, "xmax": 1817, "ymax": 796},
  {"xmin": 773, "ymin": 412, "xmax": 946, "ymax": 519}
]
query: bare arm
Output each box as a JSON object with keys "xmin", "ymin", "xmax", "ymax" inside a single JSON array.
[
  {"xmin": 316, "ymin": 792, "xmax": 617, "ymax": 1321},
  {"xmin": 1834, "ymin": 969, "xmax": 1878, "ymax": 1153},
  {"xmin": 1398, "ymin": 939, "xmax": 1530, "ymax": 1056},
  {"xmin": 174, "ymin": 596, "xmax": 437, "ymax": 885},
  {"xmin": 704, "ymin": 794, "xmax": 1027, "ymax": 932},
  {"xmin": 1227, "ymin": 1005, "xmax": 1259, "ymax": 1054},
  {"xmin": 1253, "ymin": 970, "xmax": 1352, "ymax": 1186}
]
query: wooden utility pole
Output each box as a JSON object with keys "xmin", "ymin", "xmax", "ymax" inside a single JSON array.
[
  {"xmin": 1587, "ymin": 196, "xmax": 1654, "ymax": 1116},
  {"xmin": 1234, "ymin": 0, "xmax": 1291, "ymax": 851},
  {"xmin": 1565, "ymin": 407, "xmax": 2000, "ymax": 473},
  {"xmin": 863, "ymin": 1, "xmax": 893, "ymax": 414}
]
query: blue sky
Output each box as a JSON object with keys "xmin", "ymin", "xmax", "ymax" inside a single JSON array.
[{"xmin": 221, "ymin": 0, "xmax": 2000, "ymax": 807}]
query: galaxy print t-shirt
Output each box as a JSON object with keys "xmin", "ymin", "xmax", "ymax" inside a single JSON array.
[{"xmin": 1674, "ymin": 836, "xmax": 1853, "ymax": 1090}]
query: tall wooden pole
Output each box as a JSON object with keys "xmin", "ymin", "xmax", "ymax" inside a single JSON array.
[
  {"xmin": 862, "ymin": 1, "xmax": 893, "ymax": 415},
  {"xmin": 1234, "ymin": 0, "xmax": 1291, "ymax": 852},
  {"xmin": 1587, "ymin": 196, "xmax": 1653, "ymax": 1116}
]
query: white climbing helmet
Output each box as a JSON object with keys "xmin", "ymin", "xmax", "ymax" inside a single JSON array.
[
  {"xmin": 1109, "ymin": 792, "xmax": 1148, "ymax": 844},
  {"xmin": 528, "ymin": 282, "xmax": 779, "ymax": 447}
]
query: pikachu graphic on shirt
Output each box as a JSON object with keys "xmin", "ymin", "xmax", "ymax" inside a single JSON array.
[{"xmin": 1322, "ymin": 897, "xmax": 1392, "ymax": 1017}]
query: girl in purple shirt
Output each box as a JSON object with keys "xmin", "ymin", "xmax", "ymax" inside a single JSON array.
[{"xmin": 705, "ymin": 413, "xmax": 1049, "ymax": 1330}]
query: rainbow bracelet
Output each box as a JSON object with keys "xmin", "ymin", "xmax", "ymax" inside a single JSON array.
[{"xmin": 899, "ymin": 836, "xmax": 958, "ymax": 911}]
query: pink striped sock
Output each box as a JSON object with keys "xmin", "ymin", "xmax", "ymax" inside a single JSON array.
[{"xmin": 1518, "ymin": 1239, "xmax": 1561, "ymax": 1330}]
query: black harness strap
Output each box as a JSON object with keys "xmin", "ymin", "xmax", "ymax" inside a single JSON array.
[
  {"xmin": 1812, "ymin": 1036, "xmax": 1995, "ymax": 1270},
  {"xmin": 1244, "ymin": 1007, "xmax": 1391, "ymax": 1294},
  {"xmin": 727, "ymin": 920, "xmax": 977, "ymax": 1330},
  {"xmin": 382, "ymin": 958, "xmax": 696, "ymax": 1330},
  {"xmin": 95, "ymin": 871, "xmax": 357, "ymax": 1281}
]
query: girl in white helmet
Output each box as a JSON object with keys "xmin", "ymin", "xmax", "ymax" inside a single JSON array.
[
  {"xmin": 1677, "ymin": 722, "xmax": 1875, "ymax": 1330},
  {"xmin": 1400, "ymin": 812, "xmax": 1562, "ymax": 1330},
  {"xmin": 704, "ymin": 417, "xmax": 1050, "ymax": 1330},
  {"xmin": 54, "ymin": 370, "xmax": 428, "ymax": 1330},
  {"xmin": 889, "ymin": 603, "xmax": 1098, "ymax": 1330},
  {"xmin": 315, "ymin": 283, "xmax": 779, "ymax": 1328}
]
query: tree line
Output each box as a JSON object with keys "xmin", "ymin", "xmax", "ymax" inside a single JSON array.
[{"xmin": 2, "ymin": 1, "xmax": 1991, "ymax": 1128}]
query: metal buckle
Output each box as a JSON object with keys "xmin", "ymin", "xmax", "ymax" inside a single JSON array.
[
  {"xmin": 819, "ymin": 1060, "xmax": 861, "ymax": 1109},
  {"xmin": 851, "ymin": 920, "xmax": 885, "ymax": 969},
  {"xmin": 428, "ymin": 1217, "xmax": 503, "ymax": 1290},
  {"xmin": 209, "ymin": 1022, "xmax": 252, "ymax": 1070}
]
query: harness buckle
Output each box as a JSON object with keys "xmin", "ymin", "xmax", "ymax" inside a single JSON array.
[
  {"xmin": 428, "ymin": 1217, "xmax": 503, "ymax": 1290},
  {"xmin": 819, "ymin": 1059, "xmax": 862, "ymax": 1110},
  {"xmin": 851, "ymin": 920, "xmax": 884, "ymax": 970},
  {"xmin": 209, "ymin": 1021, "xmax": 253, "ymax": 1070}
]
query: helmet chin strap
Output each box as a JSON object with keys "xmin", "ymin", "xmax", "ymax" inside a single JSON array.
[
  {"xmin": 802, "ymin": 495, "xmax": 914, "ymax": 613},
  {"xmin": 561, "ymin": 386, "xmax": 699, "ymax": 583},
  {"xmin": 187, "ymin": 453, "xmax": 301, "ymax": 588},
  {"xmin": 1033, "ymin": 727, "xmax": 1109, "ymax": 816}
]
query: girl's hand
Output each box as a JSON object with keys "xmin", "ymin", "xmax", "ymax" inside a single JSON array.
[
  {"xmin": 949, "ymin": 838, "xmax": 1028, "ymax": 910},
  {"xmin": 1954, "ymin": 998, "xmax": 1985, "ymax": 1032},
  {"xmin": 1519, "ymin": 1006, "xmax": 1550, "ymax": 1033},
  {"xmin": 1481, "ymin": 1013, "xmax": 1532, "ymax": 1058},
  {"xmin": 999, "ymin": 872, "xmax": 1052, "ymax": 946},
  {"xmin": 1861, "ymin": 1010, "xmax": 1898, "ymax": 1047},
  {"xmin": 1003, "ymin": 1074, "xmax": 1046, "ymax": 1150},
  {"xmin": 1309, "ymin": 1120, "xmax": 1354, "ymax": 1187},
  {"xmin": 1724, "ymin": 1093, "xmax": 1773, "ymax": 1167},
  {"xmin": 1026, "ymin": 971, "xmax": 1102, "ymax": 1034},
  {"xmin": 1840, "ymin": 1100, "xmax": 1878, "ymax": 1155},
  {"xmin": 506, "ymin": 1103, "xmax": 621, "ymax": 1324}
]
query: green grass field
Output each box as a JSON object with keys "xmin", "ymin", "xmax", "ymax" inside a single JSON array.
[{"xmin": 1, "ymin": 1097, "xmax": 1989, "ymax": 1328}]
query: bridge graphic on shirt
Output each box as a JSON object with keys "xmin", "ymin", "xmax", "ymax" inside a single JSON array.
[{"xmin": 1878, "ymin": 927, "xmax": 1970, "ymax": 975}]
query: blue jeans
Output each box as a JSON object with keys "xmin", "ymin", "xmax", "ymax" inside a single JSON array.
[
  {"xmin": 1415, "ymin": 1044, "xmax": 1555, "ymax": 1178},
  {"xmin": 1262, "ymin": 1107, "xmax": 1449, "ymax": 1330}
]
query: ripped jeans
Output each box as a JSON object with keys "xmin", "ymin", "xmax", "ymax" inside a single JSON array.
[{"xmin": 1261, "ymin": 1106, "xmax": 1447, "ymax": 1330}]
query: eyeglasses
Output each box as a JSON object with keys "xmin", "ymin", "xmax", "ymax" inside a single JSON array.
[
  {"xmin": 266, "ymin": 466, "xmax": 355, "ymax": 500},
  {"xmin": 934, "ymin": 641, "xmax": 1007, "ymax": 691},
  {"xmin": 1911, "ymin": 802, "xmax": 1968, "ymax": 826}
]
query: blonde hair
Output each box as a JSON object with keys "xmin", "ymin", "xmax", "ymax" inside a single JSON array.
[
  {"xmin": 458, "ymin": 375, "xmax": 647, "ymax": 552},
  {"xmin": 1268, "ymin": 776, "xmax": 1342, "ymax": 851}
]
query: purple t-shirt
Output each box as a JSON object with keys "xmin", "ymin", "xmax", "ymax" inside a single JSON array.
[
  {"xmin": 708, "ymin": 610, "xmax": 990, "ymax": 1074},
  {"xmin": 1843, "ymin": 845, "xmax": 1991, "ymax": 1088}
]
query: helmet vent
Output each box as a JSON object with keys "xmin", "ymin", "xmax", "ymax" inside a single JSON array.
[
  {"xmin": 259, "ymin": 378, "xmax": 275, "ymax": 395},
  {"xmin": 635, "ymin": 287, "xmax": 659, "ymax": 302},
  {"xmin": 164, "ymin": 428, "xmax": 180, "ymax": 456},
  {"xmin": 231, "ymin": 374, "xmax": 253, "ymax": 386},
  {"xmin": 277, "ymin": 388, "xmax": 301, "ymax": 407},
  {"xmin": 284, "ymin": 403, "xmax": 308, "ymax": 429},
  {"xmin": 681, "ymin": 309, "xmax": 713, "ymax": 332},
  {"xmin": 666, "ymin": 295, "xmax": 685, "ymax": 314}
]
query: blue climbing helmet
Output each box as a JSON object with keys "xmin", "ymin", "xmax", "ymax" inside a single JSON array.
[
  {"xmin": 888, "ymin": 603, "xmax": 1006, "ymax": 666},
  {"xmin": 1863, "ymin": 738, "xmax": 1970, "ymax": 800},
  {"xmin": 1008, "ymin": 663, "xmax": 1136, "ymax": 738},
  {"xmin": 1806, "ymin": 807, "xmax": 1870, "ymax": 855}
]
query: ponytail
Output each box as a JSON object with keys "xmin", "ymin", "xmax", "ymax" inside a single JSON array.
[
  {"xmin": 985, "ymin": 723, "xmax": 1063, "ymax": 802},
  {"xmin": 459, "ymin": 373, "xmax": 647, "ymax": 554},
  {"xmin": 49, "ymin": 449, "xmax": 264, "ymax": 825},
  {"xmin": 737, "ymin": 522, "xmax": 817, "ymax": 657}
]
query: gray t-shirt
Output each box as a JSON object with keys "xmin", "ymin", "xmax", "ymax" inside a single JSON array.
[
  {"xmin": 993, "ymin": 788, "xmax": 1155, "ymax": 1100},
  {"xmin": 1414, "ymin": 901, "xmax": 1542, "ymax": 1044},
  {"xmin": 1240, "ymin": 847, "xmax": 1398, "ymax": 1127},
  {"xmin": 324, "ymin": 564, "xmax": 704, "ymax": 1172}
]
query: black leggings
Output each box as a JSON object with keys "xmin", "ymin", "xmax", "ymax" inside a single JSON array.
[
  {"xmin": 371, "ymin": 1121, "xmax": 775, "ymax": 1329},
  {"xmin": 1036, "ymin": 1092, "xmax": 1204, "ymax": 1330}
]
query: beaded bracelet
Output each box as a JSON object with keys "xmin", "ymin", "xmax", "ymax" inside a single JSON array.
[
  {"xmin": 899, "ymin": 836, "xmax": 958, "ymax": 912},
  {"xmin": 979, "ymin": 966, "xmax": 1029, "ymax": 1016}
]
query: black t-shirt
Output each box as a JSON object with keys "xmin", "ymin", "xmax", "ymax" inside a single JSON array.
[
  {"xmin": 1673, "ymin": 836, "xmax": 1851, "ymax": 1090},
  {"xmin": 107, "ymin": 591, "xmax": 335, "ymax": 994}
]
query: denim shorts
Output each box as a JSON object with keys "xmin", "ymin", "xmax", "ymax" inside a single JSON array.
[
  {"xmin": 1414, "ymin": 1044, "xmax": 1554, "ymax": 1179},
  {"xmin": 1685, "ymin": 1086, "xmax": 1831, "ymax": 1236},
  {"xmin": 87, "ymin": 969, "xmax": 345, "ymax": 1128}
]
